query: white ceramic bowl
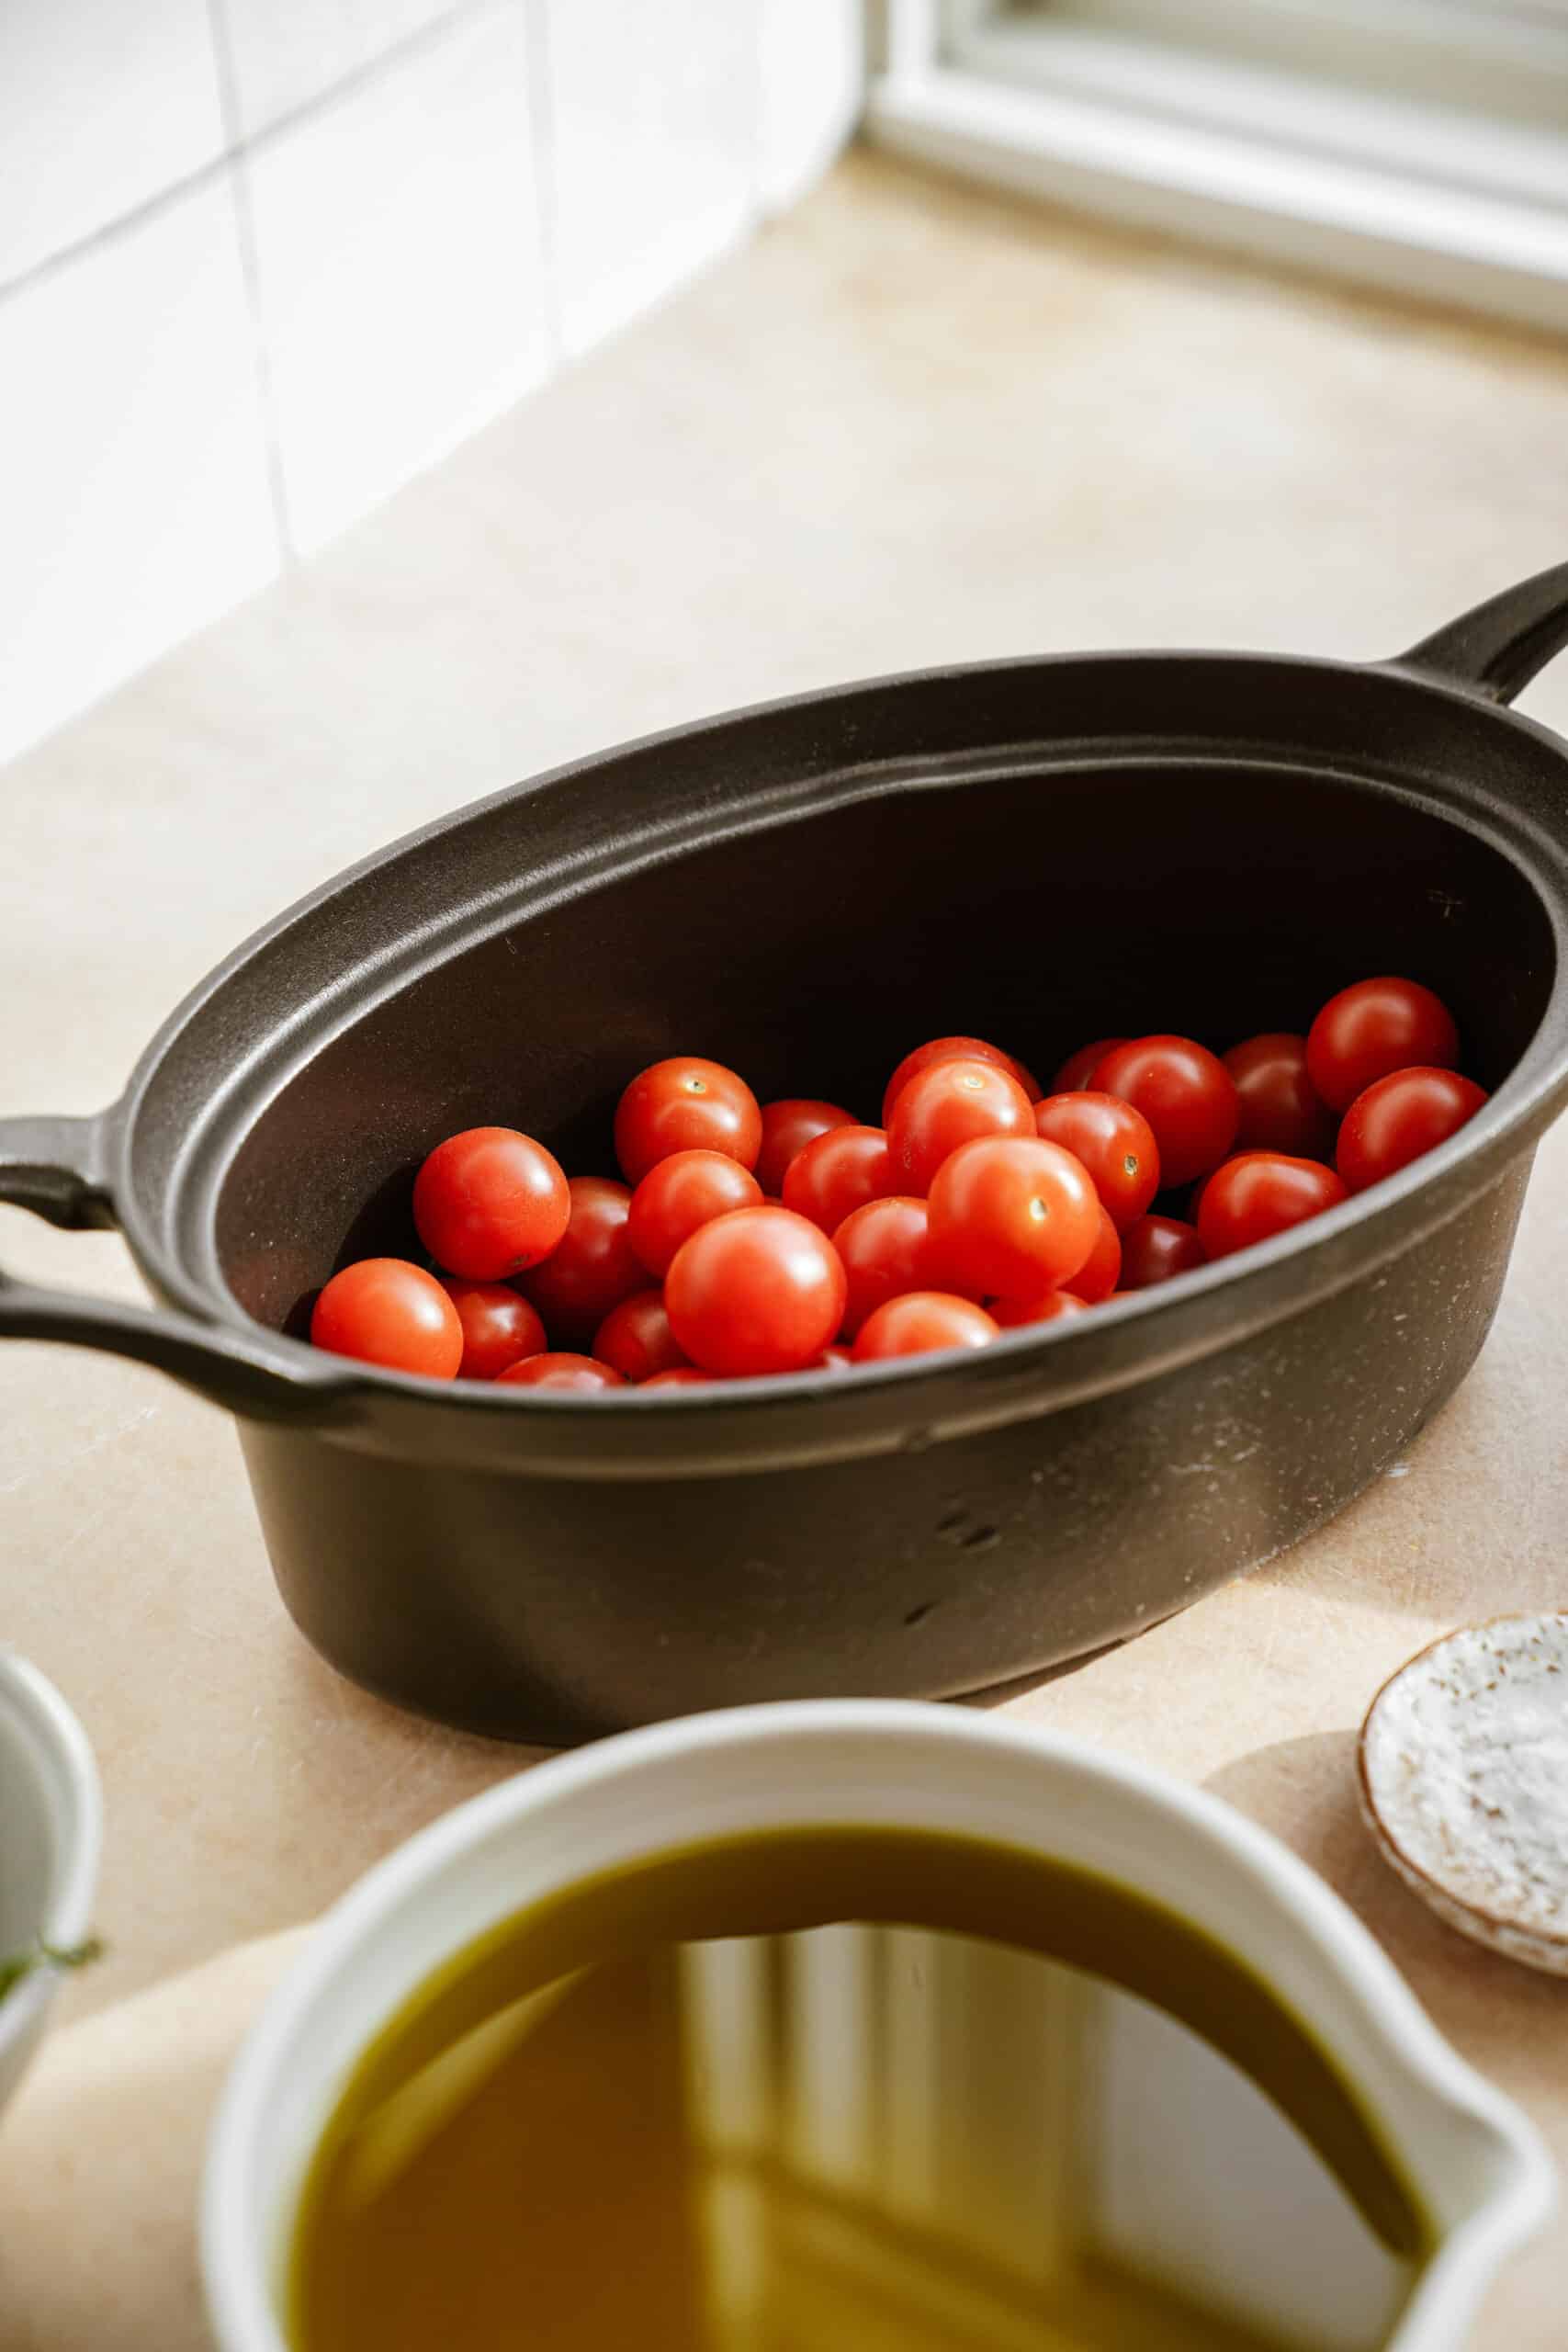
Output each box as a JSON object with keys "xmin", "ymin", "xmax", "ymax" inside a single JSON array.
[
  {"xmin": 0, "ymin": 1651, "xmax": 101, "ymax": 2119},
  {"xmin": 203, "ymin": 1702, "xmax": 1553, "ymax": 2352}
]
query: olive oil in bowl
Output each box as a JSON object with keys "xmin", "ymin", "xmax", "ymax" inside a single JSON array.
[{"xmin": 290, "ymin": 1827, "xmax": 1427, "ymax": 2351}]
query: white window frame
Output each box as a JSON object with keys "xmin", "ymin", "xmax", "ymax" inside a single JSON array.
[{"xmin": 867, "ymin": 1, "xmax": 1568, "ymax": 332}]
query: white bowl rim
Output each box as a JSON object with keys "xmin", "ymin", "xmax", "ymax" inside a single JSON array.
[
  {"xmin": 202, "ymin": 1698, "xmax": 1555, "ymax": 2352},
  {"xmin": 0, "ymin": 1649, "xmax": 102, "ymax": 2069}
]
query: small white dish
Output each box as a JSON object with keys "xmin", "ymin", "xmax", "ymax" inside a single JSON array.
[
  {"xmin": 203, "ymin": 1701, "xmax": 1554, "ymax": 2352},
  {"xmin": 0, "ymin": 1650, "xmax": 102, "ymax": 2119}
]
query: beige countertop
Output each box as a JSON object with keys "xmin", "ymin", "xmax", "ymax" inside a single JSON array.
[{"xmin": 3, "ymin": 151, "xmax": 1568, "ymax": 2345}]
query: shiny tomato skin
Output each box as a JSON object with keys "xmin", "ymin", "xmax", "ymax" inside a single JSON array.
[
  {"xmin": 495, "ymin": 1351, "xmax": 626, "ymax": 1393},
  {"xmin": 852, "ymin": 1293, "xmax": 999, "ymax": 1362},
  {"xmin": 614, "ymin": 1057, "xmax": 762, "ymax": 1186},
  {"xmin": 592, "ymin": 1288, "xmax": 691, "ymax": 1382},
  {"xmin": 626, "ymin": 1150, "xmax": 762, "ymax": 1278},
  {"xmin": 665, "ymin": 1206, "xmax": 847, "ymax": 1376},
  {"xmin": 311, "ymin": 1258, "xmax": 464, "ymax": 1378},
  {"xmin": 1062, "ymin": 1203, "xmax": 1122, "ymax": 1303},
  {"xmin": 1336, "ymin": 1068, "xmax": 1488, "ymax": 1193},
  {"xmin": 1050, "ymin": 1036, "xmax": 1127, "ymax": 1096},
  {"xmin": 1196, "ymin": 1152, "xmax": 1348, "ymax": 1260},
  {"xmin": 412, "ymin": 1126, "xmax": 570, "ymax": 1281},
  {"xmin": 516, "ymin": 1175, "xmax": 641, "ymax": 1343},
  {"xmin": 1031, "ymin": 1091, "xmax": 1159, "ymax": 1230},
  {"xmin": 639, "ymin": 1367, "xmax": 716, "ymax": 1390},
  {"xmin": 1223, "ymin": 1032, "xmax": 1337, "ymax": 1159},
  {"xmin": 882, "ymin": 1035, "xmax": 1039, "ymax": 1125},
  {"xmin": 755, "ymin": 1100, "xmax": 855, "ymax": 1196},
  {"xmin": 1118, "ymin": 1215, "xmax": 1207, "ymax": 1291},
  {"xmin": 782, "ymin": 1125, "xmax": 892, "ymax": 1233},
  {"xmin": 1089, "ymin": 1037, "xmax": 1239, "ymax": 1190},
  {"xmin": 815, "ymin": 1346, "xmax": 854, "ymax": 1373},
  {"xmin": 887, "ymin": 1058, "xmax": 1035, "ymax": 1195},
  {"xmin": 928, "ymin": 1136, "xmax": 1100, "ymax": 1301},
  {"xmin": 439, "ymin": 1280, "xmax": 547, "ymax": 1380},
  {"xmin": 832, "ymin": 1195, "xmax": 932, "ymax": 1339},
  {"xmin": 989, "ymin": 1287, "xmax": 1088, "ymax": 1328},
  {"xmin": 1305, "ymin": 978, "xmax": 1461, "ymax": 1114}
]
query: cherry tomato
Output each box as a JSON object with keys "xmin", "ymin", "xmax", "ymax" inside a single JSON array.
[
  {"xmin": 1031, "ymin": 1091, "xmax": 1159, "ymax": 1230},
  {"xmin": 1062, "ymin": 1202, "xmax": 1122, "ymax": 1303},
  {"xmin": 1337, "ymin": 1068, "xmax": 1488, "ymax": 1194},
  {"xmin": 755, "ymin": 1099, "xmax": 855, "ymax": 1195},
  {"xmin": 989, "ymin": 1288, "xmax": 1088, "ymax": 1328},
  {"xmin": 832, "ymin": 1195, "xmax": 932, "ymax": 1338},
  {"xmin": 1196, "ymin": 1152, "xmax": 1348, "ymax": 1260},
  {"xmin": 815, "ymin": 1346, "xmax": 853, "ymax": 1373},
  {"xmin": 626, "ymin": 1149, "xmax": 762, "ymax": 1278},
  {"xmin": 592, "ymin": 1288, "xmax": 692, "ymax": 1382},
  {"xmin": 439, "ymin": 1280, "xmax": 547, "ymax": 1381},
  {"xmin": 1119, "ymin": 1215, "xmax": 1207, "ymax": 1290},
  {"xmin": 1089, "ymin": 1037, "xmax": 1239, "ymax": 1189},
  {"xmin": 412, "ymin": 1126, "xmax": 570, "ymax": 1281},
  {"xmin": 887, "ymin": 1058, "xmax": 1035, "ymax": 1195},
  {"xmin": 1050, "ymin": 1036, "xmax": 1126, "ymax": 1096},
  {"xmin": 783, "ymin": 1125, "xmax": 892, "ymax": 1233},
  {"xmin": 639, "ymin": 1367, "xmax": 716, "ymax": 1390},
  {"xmin": 1305, "ymin": 978, "xmax": 1460, "ymax": 1114},
  {"xmin": 614, "ymin": 1057, "xmax": 762, "ymax": 1186},
  {"xmin": 928, "ymin": 1136, "xmax": 1100, "ymax": 1301},
  {"xmin": 665, "ymin": 1205, "xmax": 847, "ymax": 1376},
  {"xmin": 495, "ymin": 1351, "xmax": 626, "ymax": 1394},
  {"xmin": 852, "ymin": 1293, "xmax": 999, "ymax": 1362},
  {"xmin": 1223, "ymin": 1033, "xmax": 1336, "ymax": 1160},
  {"xmin": 311, "ymin": 1258, "xmax": 464, "ymax": 1378},
  {"xmin": 516, "ymin": 1175, "xmax": 642, "ymax": 1343},
  {"xmin": 882, "ymin": 1035, "xmax": 1040, "ymax": 1125}
]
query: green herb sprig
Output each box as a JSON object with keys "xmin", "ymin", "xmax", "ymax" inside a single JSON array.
[{"xmin": 0, "ymin": 1935, "xmax": 103, "ymax": 2002}]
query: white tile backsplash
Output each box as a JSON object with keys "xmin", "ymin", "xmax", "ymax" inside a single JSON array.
[
  {"xmin": 759, "ymin": 0, "xmax": 863, "ymax": 211},
  {"xmin": 0, "ymin": 186, "xmax": 278, "ymax": 771},
  {"xmin": 0, "ymin": 0, "xmax": 225, "ymax": 288},
  {"xmin": 243, "ymin": 6, "xmax": 551, "ymax": 554},
  {"xmin": 213, "ymin": 0, "xmax": 464, "ymax": 139},
  {"xmin": 544, "ymin": 0, "xmax": 758, "ymax": 356},
  {"xmin": 0, "ymin": 0, "xmax": 861, "ymax": 761}
]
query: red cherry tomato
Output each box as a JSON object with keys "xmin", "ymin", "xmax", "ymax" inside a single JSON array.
[
  {"xmin": 626, "ymin": 1149, "xmax": 762, "ymax": 1278},
  {"xmin": 439, "ymin": 1280, "xmax": 547, "ymax": 1381},
  {"xmin": 852, "ymin": 1293, "xmax": 999, "ymax": 1362},
  {"xmin": 928, "ymin": 1136, "xmax": 1100, "ymax": 1302},
  {"xmin": 665, "ymin": 1205, "xmax": 847, "ymax": 1376},
  {"xmin": 783, "ymin": 1125, "xmax": 892, "ymax": 1233},
  {"xmin": 882, "ymin": 1035, "xmax": 1040, "ymax": 1125},
  {"xmin": 832, "ymin": 1195, "xmax": 932, "ymax": 1339},
  {"xmin": 614, "ymin": 1057, "xmax": 762, "ymax": 1186},
  {"xmin": 1196, "ymin": 1152, "xmax": 1348, "ymax": 1260},
  {"xmin": 815, "ymin": 1346, "xmax": 853, "ymax": 1373},
  {"xmin": 1050, "ymin": 1036, "xmax": 1126, "ymax": 1096},
  {"xmin": 1062, "ymin": 1202, "xmax": 1122, "ymax": 1303},
  {"xmin": 1119, "ymin": 1215, "xmax": 1207, "ymax": 1291},
  {"xmin": 1031, "ymin": 1091, "xmax": 1159, "ymax": 1231},
  {"xmin": 1337, "ymin": 1068, "xmax": 1488, "ymax": 1194},
  {"xmin": 311, "ymin": 1258, "xmax": 464, "ymax": 1379},
  {"xmin": 887, "ymin": 1058, "xmax": 1035, "ymax": 1195},
  {"xmin": 495, "ymin": 1351, "xmax": 626, "ymax": 1394},
  {"xmin": 516, "ymin": 1175, "xmax": 642, "ymax": 1343},
  {"xmin": 1306, "ymin": 978, "xmax": 1461, "ymax": 1114},
  {"xmin": 989, "ymin": 1288, "xmax": 1088, "ymax": 1328},
  {"xmin": 592, "ymin": 1288, "xmax": 691, "ymax": 1382},
  {"xmin": 755, "ymin": 1099, "xmax": 855, "ymax": 1195},
  {"xmin": 639, "ymin": 1367, "xmax": 716, "ymax": 1390},
  {"xmin": 1223, "ymin": 1033, "xmax": 1336, "ymax": 1159},
  {"xmin": 1089, "ymin": 1037, "xmax": 1239, "ymax": 1190},
  {"xmin": 412, "ymin": 1126, "xmax": 570, "ymax": 1281}
]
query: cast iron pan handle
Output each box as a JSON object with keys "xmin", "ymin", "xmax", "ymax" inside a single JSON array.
[
  {"xmin": 0, "ymin": 1110, "xmax": 349, "ymax": 1423},
  {"xmin": 1396, "ymin": 555, "xmax": 1568, "ymax": 705}
]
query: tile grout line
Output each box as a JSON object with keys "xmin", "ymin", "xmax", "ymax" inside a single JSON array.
[
  {"xmin": 204, "ymin": 0, "xmax": 296, "ymax": 568},
  {"xmin": 0, "ymin": 0, "xmax": 496, "ymax": 320}
]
